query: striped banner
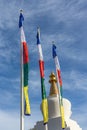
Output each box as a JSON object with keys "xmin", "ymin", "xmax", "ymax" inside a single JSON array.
[
  {"xmin": 19, "ymin": 12, "xmax": 31, "ymax": 115},
  {"xmin": 36, "ymin": 28, "xmax": 48, "ymax": 124},
  {"xmin": 52, "ymin": 44, "xmax": 65, "ymax": 128}
]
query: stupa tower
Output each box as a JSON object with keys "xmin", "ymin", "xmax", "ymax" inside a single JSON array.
[
  {"xmin": 48, "ymin": 72, "xmax": 61, "ymax": 119},
  {"xmin": 31, "ymin": 72, "xmax": 70, "ymax": 130}
]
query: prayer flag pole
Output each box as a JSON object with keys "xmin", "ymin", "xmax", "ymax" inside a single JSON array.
[
  {"xmin": 19, "ymin": 10, "xmax": 24, "ymax": 130},
  {"xmin": 20, "ymin": 33, "xmax": 24, "ymax": 130},
  {"xmin": 52, "ymin": 43, "xmax": 65, "ymax": 129},
  {"xmin": 19, "ymin": 10, "xmax": 31, "ymax": 130},
  {"xmin": 36, "ymin": 27, "xmax": 48, "ymax": 130}
]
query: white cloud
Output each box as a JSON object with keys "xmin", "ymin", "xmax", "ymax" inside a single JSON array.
[
  {"xmin": 60, "ymin": 46, "xmax": 87, "ymax": 62},
  {"xmin": 63, "ymin": 70, "xmax": 87, "ymax": 90},
  {"xmin": 63, "ymin": 98, "xmax": 82, "ymax": 130},
  {"xmin": 71, "ymin": 103, "xmax": 87, "ymax": 130},
  {"xmin": 0, "ymin": 109, "xmax": 36, "ymax": 130},
  {"xmin": 0, "ymin": 103, "xmax": 42, "ymax": 130},
  {"xmin": 0, "ymin": 110, "xmax": 19, "ymax": 130}
]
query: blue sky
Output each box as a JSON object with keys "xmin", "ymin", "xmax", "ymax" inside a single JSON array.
[{"xmin": 0, "ymin": 0, "xmax": 87, "ymax": 130}]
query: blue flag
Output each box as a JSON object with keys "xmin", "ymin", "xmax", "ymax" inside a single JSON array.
[
  {"xmin": 52, "ymin": 44, "xmax": 57, "ymax": 58},
  {"xmin": 19, "ymin": 12, "xmax": 24, "ymax": 28},
  {"xmin": 36, "ymin": 28, "xmax": 40, "ymax": 45}
]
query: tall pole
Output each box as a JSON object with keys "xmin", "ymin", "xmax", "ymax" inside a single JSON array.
[
  {"xmin": 52, "ymin": 43, "xmax": 65, "ymax": 129},
  {"xmin": 44, "ymin": 124, "xmax": 48, "ymax": 130},
  {"xmin": 36, "ymin": 27, "xmax": 48, "ymax": 130},
  {"xmin": 20, "ymin": 27, "xmax": 24, "ymax": 130},
  {"xmin": 19, "ymin": 10, "xmax": 31, "ymax": 130}
]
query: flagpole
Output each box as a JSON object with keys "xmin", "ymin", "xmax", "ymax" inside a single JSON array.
[
  {"xmin": 52, "ymin": 43, "xmax": 65, "ymax": 129},
  {"xmin": 37, "ymin": 27, "xmax": 48, "ymax": 129},
  {"xmin": 19, "ymin": 10, "xmax": 31, "ymax": 130},
  {"xmin": 44, "ymin": 124, "xmax": 48, "ymax": 130},
  {"xmin": 20, "ymin": 36, "xmax": 24, "ymax": 130},
  {"xmin": 20, "ymin": 12, "xmax": 24, "ymax": 130}
]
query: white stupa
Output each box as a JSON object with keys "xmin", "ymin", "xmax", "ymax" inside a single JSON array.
[
  {"xmin": 30, "ymin": 72, "xmax": 70, "ymax": 130},
  {"xmin": 48, "ymin": 72, "xmax": 60, "ymax": 119},
  {"xmin": 30, "ymin": 72, "xmax": 82, "ymax": 130}
]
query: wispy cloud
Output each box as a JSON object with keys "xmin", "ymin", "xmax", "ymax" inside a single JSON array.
[
  {"xmin": 71, "ymin": 103, "xmax": 87, "ymax": 130},
  {"xmin": 63, "ymin": 70, "xmax": 87, "ymax": 91},
  {"xmin": 0, "ymin": 103, "xmax": 42, "ymax": 130},
  {"xmin": 0, "ymin": 110, "xmax": 19, "ymax": 130},
  {"xmin": 63, "ymin": 98, "xmax": 82, "ymax": 130}
]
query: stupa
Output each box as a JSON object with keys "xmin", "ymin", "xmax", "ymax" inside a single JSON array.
[{"xmin": 30, "ymin": 72, "xmax": 70, "ymax": 130}]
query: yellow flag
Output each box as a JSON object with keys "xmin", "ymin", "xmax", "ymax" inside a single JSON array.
[{"xmin": 24, "ymin": 87, "xmax": 31, "ymax": 115}]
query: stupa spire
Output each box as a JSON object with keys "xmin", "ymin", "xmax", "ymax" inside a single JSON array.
[{"xmin": 49, "ymin": 72, "xmax": 59, "ymax": 96}]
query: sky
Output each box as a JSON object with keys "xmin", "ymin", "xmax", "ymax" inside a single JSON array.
[{"xmin": 0, "ymin": 0, "xmax": 87, "ymax": 130}]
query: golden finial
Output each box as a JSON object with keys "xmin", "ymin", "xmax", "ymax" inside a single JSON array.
[{"xmin": 49, "ymin": 72, "xmax": 58, "ymax": 96}]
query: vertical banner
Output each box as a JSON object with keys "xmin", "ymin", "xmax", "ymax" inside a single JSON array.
[
  {"xmin": 36, "ymin": 28, "xmax": 48, "ymax": 124},
  {"xmin": 52, "ymin": 44, "xmax": 65, "ymax": 128},
  {"xmin": 19, "ymin": 11, "xmax": 31, "ymax": 116}
]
